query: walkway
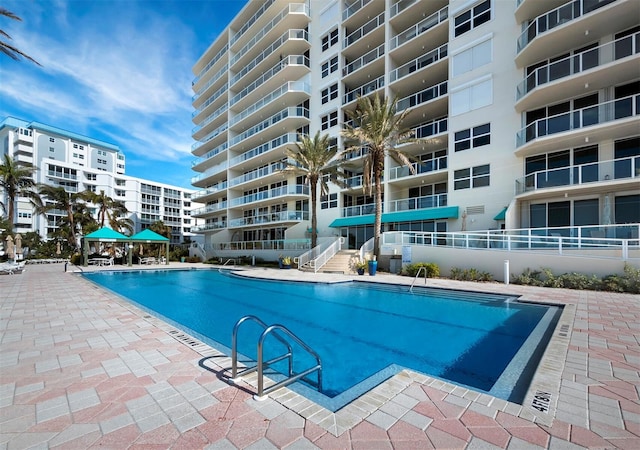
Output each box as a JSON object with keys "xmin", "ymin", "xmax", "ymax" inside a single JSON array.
[{"xmin": 0, "ymin": 263, "xmax": 638, "ymax": 449}]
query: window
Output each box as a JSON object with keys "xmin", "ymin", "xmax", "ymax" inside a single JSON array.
[
  {"xmin": 49, "ymin": 147, "xmax": 55, "ymax": 152},
  {"xmin": 321, "ymin": 56, "xmax": 339, "ymax": 78},
  {"xmin": 452, "ymin": 37, "xmax": 492, "ymax": 76},
  {"xmin": 454, "ymin": 164, "xmax": 490, "ymax": 190},
  {"xmin": 97, "ymin": 158, "xmax": 106, "ymax": 164},
  {"xmin": 321, "ymin": 28, "xmax": 338, "ymax": 51},
  {"xmin": 454, "ymin": 0, "xmax": 491, "ymax": 37},
  {"xmin": 86, "ymin": 173, "xmax": 97, "ymax": 181},
  {"xmin": 451, "ymin": 77, "xmax": 492, "ymax": 115},
  {"xmin": 321, "ymin": 111, "xmax": 338, "ymax": 130},
  {"xmin": 49, "ymin": 137, "xmax": 55, "ymax": 142},
  {"xmin": 454, "ymin": 123, "xmax": 490, "ymax": 152},
  {"xmin": 321, "ymin": 83, "xmax": 338, "ymax": 104},
  {"xmin": 321, "ymin": 193, "xmax": 337, "ymax": 209}
]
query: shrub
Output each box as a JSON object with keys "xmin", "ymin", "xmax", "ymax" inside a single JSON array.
[
  {"xmin": 185, "ymin": 256, "xmax": 201, "ymax": 263},
  {"xmin": 450, "ymin": 267, "xmax": 493, "ymax": 282},
  {"xmin": 401, "ymin": 262, "xmax": 440, "ymax": 278}
]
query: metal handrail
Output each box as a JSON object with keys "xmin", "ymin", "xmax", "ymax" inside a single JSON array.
[
  {"xmin": 409, "ymin": 266, "xmax": 427, "ymax": 292},
  {"xmin": 230, "ymin": 315, "xmax": 322, "ymax": 399}
]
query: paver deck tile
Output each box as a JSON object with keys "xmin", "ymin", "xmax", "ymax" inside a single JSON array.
[{"xmin": 1, "ymin": 263, "xmax": 639, "ymax": 448}]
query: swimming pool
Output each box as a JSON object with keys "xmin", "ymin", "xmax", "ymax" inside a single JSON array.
[{"xmin": 84, "ymin": 269, "xmax": 560, "ymax": 410}]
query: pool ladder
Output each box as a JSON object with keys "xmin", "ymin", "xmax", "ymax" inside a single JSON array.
[
  {"xmin": 230, "ymin": 315, "xmax": 323, "ymax": 400},
  {"xmin": 409, "ymin": 266, "xmax": 428, "ymax": 292}
]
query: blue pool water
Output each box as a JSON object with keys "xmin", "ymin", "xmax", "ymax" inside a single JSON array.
[{"xmin": 84, "ymin": 269, "xmax": 560, "ymax": 409}]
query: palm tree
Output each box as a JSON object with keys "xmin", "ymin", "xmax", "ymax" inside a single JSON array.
[
  {"xmin": 37, "ymin": 185, "xmax": 82, "ymax": 248},
  {"xmin": 1, "ymin": 8, "xmax": 40, "ymax": 65},
  {"xmin": 282, "ymin": 131, "xmax": 345, "ymax": 249},
  {"xmin": 108, "ymin": 209, "xmax": 134, "ymax": 235},
  {"xmin": 342, "ymin": 94, "xmax": 416, "ymax": 261},
  {"xmin": 82, "ymin": 189, "xmax": 131, "ymax": 231},
  {"xmin": 0, "ymin": 154, "xmax": 41, "ymax": 232}
]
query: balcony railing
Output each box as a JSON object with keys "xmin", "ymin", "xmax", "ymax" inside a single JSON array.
[
  {"xmin": 192, "ymin": 142, "xmax": 228, "ymax": 167},
  {"xmin": 229, "ymin": 162, "xmax": 287, "ymax": 187},
  {"xmin": 515, "ymin": 156, "xmax": 639, "ymax": 194},
  {"xmin": 229, "ymin": 80, "xmax": 310, "ymax": 128},
  {"xmin": 230, "ymin": 0, "xmax": 276, "ymax": 46},
  {"xmin": 343, "ymin": 0, "xmax": 373, "ymax": 21},
  {"xmin": 191, "ymin": 182, "xmax": 228, "ymax": 201},
  {"xmin": 344, "ymin": 12, "xmax": 384, "ymax": 48},
  {"xmin": 191, "ymin": 161, "xmax": 228, "ymax": 184},
  {"xmin": 229, "ymin": 133, "xmax": 298, "ymax": 167},
  {"xmin": 517, "ymin": 30, "xmax": 640, "ymax": 100},
  {"xmin": 342, "ymin": 146, "xmax": 368, "ymax": 161},
  {"xmin": 231, "ymin": 27, "xmax": 308, "ymax": 70},
  {"xmin": 193, "ymin": 83, "xmax": 227, "ymax": 118},
  {"xmin": 191, "ymin": 123, "xmax": 228, "ymax": 151},
  {"xmin": 396, "ymin": 81, "xmax": 448, "ymax": 111},
  {"xmin": 192, "ymin": 222, "xmax": 227, "ymax": 232},
  {"xmin": 214, "ymin": 238, "xmax": 310, "ymax": 251},
  {"xmin": 47, "ymin": 170, "xmax": 77, "ymax": 180},
  {"xmin": 412, "ymin": 117, "xmax": 448, "ymax": 139},
  {"xmin": 390, "ymin": 5, "xmax": 448, "ymax": 49},
  {"xmin": 388, "ymin": 193, "xmax": 447, "ymax": 212},
  {"xmin": 229, "ymin": 107, "xmax": 309, "ymax": 148},
  {"xmin": 517, "ymin": 0, "xmax": 617, "ymax": 53},
  {"xmin": 192, "ymin": 201, "xmax": 228, "ymax": 216},
  {"xmin": 388, "ymin": 156, "xmax": 447, "ymax": 180},
  {"xmin": 391, "ymin": 0, "xmax": 419, "ymax": 17},
  {"xmin": 516, "ymin": 93, "xmax": 639, "ymax": 147},
  {"xmin": 342, "ymin": 203, "xmax": 376, "ymax": 217},
  {"xmin": 390, "ymin": 44, "xmax": 448, "ymax": 82},
  {"xmin": 193, "ymin": 64, "xmax": 228, "ymax": 101},
  {"xmin": 192, "ymin": 104, "xmax": 228, "ymax": 134},
  {"xmin": 344, "ymin": 75, "xmax": 385, "ymax": 104},
  {"xmin": 345, "ymin": 174, "xmax": 364, "ymax": 188},
  {"xmin": 228, "ymin": 210, "xmax": 309, "ymax": 227},
  {"xmin": 229, "ymin": 184, "xmax": 309, "ymax": 207},
  {"xmin": 193, "ymin": 43, "xmax": 228, "ymax": 87},
  {"xmin": 344, "ymin": 43, "xmax": 384, "ymax": 76}
]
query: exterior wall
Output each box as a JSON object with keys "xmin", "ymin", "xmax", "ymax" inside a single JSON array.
[{"xmin": 0, "ymin": 117, "xmax": 202, "ymax": 245}]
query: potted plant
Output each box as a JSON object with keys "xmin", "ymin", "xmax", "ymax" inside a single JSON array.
[
  {"xmin": 354, "ymin": 259, "xmax": 367, "ymax": 275},
  {"xmin": 280, "ymin": 256, "xmax": 292, "ymax": 269},
  {"xmin": 368, "ymin": 255, "xmax": 378, "ymax": 276}
]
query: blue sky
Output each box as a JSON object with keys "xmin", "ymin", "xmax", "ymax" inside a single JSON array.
[{"xmin": 0, "ymin": 0, "xmax": 247, "ymax": 188}]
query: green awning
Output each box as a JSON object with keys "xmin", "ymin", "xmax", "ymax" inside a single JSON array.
[
  {"xmin": 329, "ymin": 206, "xmax": 459, "ymax": 227},
  {"xmin": 84, "ymin": 227, "xmax": 130, "ymax": 241},
  {"xmin": 129, "ymin": 229, "xmax": 169, "ymax": 242},
  {"xmin": 494, "ymin": 207, "xmax": 508, "ymax": 221}
]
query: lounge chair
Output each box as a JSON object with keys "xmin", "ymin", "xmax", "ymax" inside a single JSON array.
[{"xmin": 0, "ymin": 261, "xmax": 26, "ymax": 275}]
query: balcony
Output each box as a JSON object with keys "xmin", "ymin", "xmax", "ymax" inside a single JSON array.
[
  {"xmin": 516, "ymin": 30, "xmax": 640, "ymax": 111},
  {"xmin": 229, "ymin": 184, "xmax": 309, "ymax": 208},
  {"xmin": 191, "ymin": 161, "xmax": 228, "ymax": 186},
  {"xmin": 396, "ymin": 81, "xmax": 448, "ymax": 113},
  {"xmin": 193, "ymin": 43, "xmax": 228, "ymax": 91},
  {"xmin": 412, "ymin": 116, "xmax": 448, "ymax": 139},
  {"xmin": 191, "ymin": 182, "xmax": 228, "ymax": 202},
  {"xmin": 192, "ymin": 142, "xmax": 228, "ymax": 171},
  {"xmin": 192, "ymin": 122, "xmax": 228, "ymax": 150},
  {"xmin": 193, "ymin": 63, "xmax": 228, "ymax": 103},
  {"xmin": 344, "ymin": 75, "xmax": 384, "ymax": 105},
  {"xmin": 388, "ymin": 156, "xmax": 447, "ymax": 180},
  {"xmin": 229, "ymin": 161, "xmax": 286, "ymax": 188},
  {"xmin": 388, "ymin": 193, "xmax": 448, "ymax": 212},
  {"xmin": 516, "ymin": 93, "xmax": 640, "ymax": 153},
  {"xmin": 229, "ymin": 107, "xmax": 309, "ymax": 151},
  {"xmin": 191, "ymin": 104, "xmax": 227, "ymax": 136},
  {"xmin": 389, "ymin": 5, "xmax": 448, "ymax": 50},
  {"xmin": 191, "ymin": 201, "xmax": 228, "ymax": 218},
  {"xmin": 343, "ymin": 12, "xmax": 384, "ymax": 50},
  {"xmin": 47, "ymin": 170, "xmax": 77, "ymax": 181},
  {"xmin": 228, "ymin": 210, "xmax": 308, "ymax": 228},
  {"xmin": 230, "ymin": 0, "xmax": 276, "ymax": 48},
  {"xmin": 515, "ymin": 0, "xmax": 637, "ymax": 67},
  {"xmin": 390, "ymin": 44, "xmax": 448, "ymax": 83},
  {"xmin": 343, "ymin": 43, "xmax": 384, "ymax": 78},
  {"xmin": 231, "ymin": 27, "xmax": 309, "ymax": 75},
  {"xmin": 515, "ymin": 156, "xmax": 639, "ymax": 195},
  {"xmin": 229, "ymin": 133, "xmax": 298, "ymax": 171},
  {"xmin": 193, "ymin": 83, "xmax": 227, "ymax": 120},
  {"xmin": 343, "ymin": 203, "xmax": 375, "ymax": 217},
  {"xmin": 343, "ymin": 0, "xmax": 374, "ymax": 21},
  {"xmin": 192, "ymin": 222, "xmax": 227, "ymax": 233}
]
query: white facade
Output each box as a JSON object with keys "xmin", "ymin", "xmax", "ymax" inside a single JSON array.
[
  {"xmin": 183, "ymin": 0, "xmax": 635, "ymax": 257},
  {"xmin": 0, "ymin": 117, "xmax": 202, "ymax": 244}
]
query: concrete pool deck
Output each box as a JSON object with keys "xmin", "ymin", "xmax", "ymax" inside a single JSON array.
[{"xmin": 0, "ymin": 262, "xmax": 638, "ymax": 449}]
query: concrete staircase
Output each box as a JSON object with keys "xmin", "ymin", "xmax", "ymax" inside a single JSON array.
[{"xmin": 314, "ymin": 249, "xmax": 359, "ymax": 274}]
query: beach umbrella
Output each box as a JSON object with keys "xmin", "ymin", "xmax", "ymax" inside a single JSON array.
[
  {"xmin": 14, "ymin": 234, "xmax": 22, "ymax": 257},
  {"xmin": 139, "ymin": 243, "xmax": 143, "ymax": 255},
  {"xmin": 5, "ymin": 235, "xmax": 14, "ymax": 259},
  {"xmin": 56, "ymin": 241, "xmax": 61, "ymax": 255}
]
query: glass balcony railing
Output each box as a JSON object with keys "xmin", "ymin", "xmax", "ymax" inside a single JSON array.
[
  {"xmin": 229, "ymin": 107, "xmax": 309, "ymax": 148},
  {"xmin": 388, "ymin": 156, "xmax": 447, "ymax": 180},
  {"xmin": 343, "ymin": 0, "xmax": 373, "ymax": 21},
  {"xmin": 412, "ymin": 117, "xmax": 448, "ymax": 138},
  {"xmin": 192, "ymin": 104, "xmax": 227, "ymax": 134},
  {"xmin": 192, "ymin": 222, "xmax": 227, "ymax": 232},
  {"xmin": 192, "ymin": 201, "xmax": 228, "ymax": 216},
  {"xmin": 515, "ymin": 156, "xmax": 640, "ymax": 194},
  {"xmin": 231, "ymin": 27, "xmax": 308, "ymax": 69},
  {"xmin": 193, "ymin": 43, "xmax": 228, "ymax": 87},
  {"xmin": 388, "ymin": 193, "xmax": 447, "ymax": 212},
  {"xmin": 342, "ymin": 203, "xmax": 375, "ymax": 217},
  {"xmin": 390, "ymin": 44, "xmax": 448, "ymax": 82},
  {"xmin": 229, "ymin": 184, "xmax": 309, "ymax": 207},
  {"xmin": 230, "ymin": 0, "xmax": 275, "ymax": 47},
  {"xmin": 516, "ymin": 93, "xmax": 639, "ymax": 147},
  {"xmin": 47, "ymin": 170, "xmax": 77, "ymax": 180},
  {"xmin": 517, "ymin": 0, "xmax": 617, "ymax": 53},
  {"xmin": 192, "ymin": 142, "xmax": 228, "ymax": 167},
  {"xmin": 391, "ymin": 0, "xmax": 419, "ymax": 17},
  {"xmin": 229, "ymin": 162, "xmax": 287, "ymax": 187},
  {"xmin": 396, "ymin": 81, "xmax": 448, "ymax": 111},
  {"xmin": 228, "ymin": 210, "xmax": 308, "ymax": 227},
  {"xmin": 344, "ymin": 12, "xmax": 384, "ymax": 48},
  {"xmin": 192, "ymin": 83, "xmax": 227, "ymax": 118},
  {"xmin": 193, "ymin": 64, "xmax": 228, "ymax": 101},
  {"xmin": 344, "ymin": 44, "xmax": 384, "ymax": 76},
  {"xmin": 344, "ymin": 75, "xmax": 385, "ymax": 104},
  {"xmin": 517, "ymin": 30, "xmax": 639, "ymax": 100},
  {"xmin": 191, "ymin": 182, "xmax": 228, "ymax": 201},
  {"xmin": 345, "ymin": 174, "xmax": 365, "ymax": 188},
  {"xmin": 390, "ymin": 5, "xmax": 448, "ymax": 49},
  {"xmin": 190, "ymin": 161, "xmax": 228, "ymax": 184},
  {"xmin": 229, "ymin": 133, "xmax": 298, "ymax": 167},
  {"xmin": 191, "ymin": 123, "xmax": 228, "ymax": 151}
]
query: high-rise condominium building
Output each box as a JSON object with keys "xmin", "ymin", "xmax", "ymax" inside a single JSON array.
[
  {"xmin": 1, "ymin": 117, "xmax": 201, "ymax": 244},
  {"xmin": 190, "ymin": 0, "xmax": 639, "ymax": 256}
]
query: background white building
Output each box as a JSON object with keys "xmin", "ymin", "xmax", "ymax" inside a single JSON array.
[
  {"xmin": 0, "ymin": 116, "xmax": 202, "ymax": 245},
  {"xmin": 190, "ymin": 0, "xmax": 639, "ymax": 261}
]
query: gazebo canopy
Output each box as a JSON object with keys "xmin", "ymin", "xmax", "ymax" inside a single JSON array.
[
  {"xmin": 84, "ymin": 227, "xmax": 130, "ymax": 242},
  {"xmin": 129, "ymin": 229, "xmax": 169, "ymax": 242}
]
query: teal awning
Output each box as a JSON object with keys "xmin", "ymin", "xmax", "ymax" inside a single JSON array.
[
  {"xmin": 129, "ymin": 229, "xmax": 169, "ymax": 242},
  {"xmin": 84, "ymin": 227, "xmax": 130, "ymax": 241},
  {"xmin": 494, "ymin": 207, "xmax": 508, "ymax": 221},
  {"xmin": 329, "ymin": 206, "xmax": 459, "ymax": 227}
]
